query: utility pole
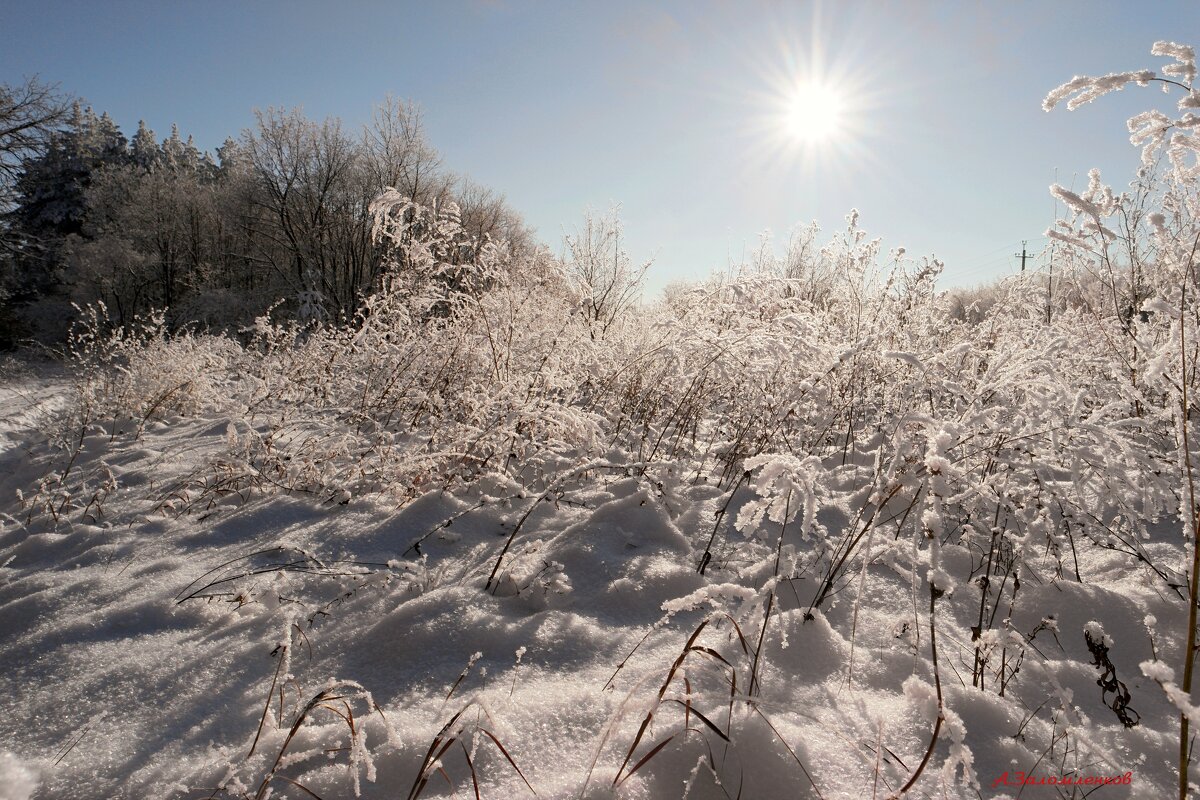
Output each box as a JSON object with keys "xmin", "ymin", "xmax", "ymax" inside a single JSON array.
[
  {"xmin": 1014, "ymin": 240, "xmax": 1036, "ymax": 272},
  {"xmin": 1047, "ymin": 259, "xmax": 1054, "ymax": 324}
]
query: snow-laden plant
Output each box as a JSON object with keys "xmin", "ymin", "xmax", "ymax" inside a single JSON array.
[
  {"xmin": 1045, "ymin": 40, "xmax": 1200, "ymax": 800},
  {"xmin": 47, "ymin": 195, "xmax": 633, "ymax": 517},
  {"xmin": 66, "ymin": 302, "xmax": 242, "ymax": 425}
]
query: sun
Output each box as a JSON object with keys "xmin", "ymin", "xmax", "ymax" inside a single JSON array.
[
  {"xmin": 782, "ymin": 81, "xmax": 844, "ymax": 143},
  {"xmin": 742, "ymin": 17, "xmax": 885, "ymax": 175}
]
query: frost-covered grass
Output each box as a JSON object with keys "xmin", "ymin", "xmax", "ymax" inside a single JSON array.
[
  {"xmin": 0, "ymin": 264, "xmax": 1184, "ymax": 799},
  {"xmin": 3, "ymin": 41, "xmax": 1200, "ymax": 800}
]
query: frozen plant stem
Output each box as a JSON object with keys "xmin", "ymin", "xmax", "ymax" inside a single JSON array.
[
  {"xmin": 1178, "ymin": 234, "xmax": 1200, "ymax": 800},
  {"xmin": 890, "ymin": 585, "xmax": 944, "ymax": 800},
  {"xmin": 697, "ymin": 469, "xmax": 750, "ymax": 576},
  {"xmin": 751, "ymin": 493, "xmax": 790, "ymax": 698}
]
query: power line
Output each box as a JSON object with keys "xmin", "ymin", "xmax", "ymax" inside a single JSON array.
[
  {"xmin": 1014, "ymin": 240, "xmax": 1038, "ymax": 272},
  {"xmin": 953, "ymin": 236, "xmax": 1048, "ymax": 275}
]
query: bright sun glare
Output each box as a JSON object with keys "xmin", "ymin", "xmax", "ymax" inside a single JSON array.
[{"xmin": 783, "ymin": 81, "xmax": 844, "ymax": 143}]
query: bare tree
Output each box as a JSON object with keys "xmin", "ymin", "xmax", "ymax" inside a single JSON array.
[
  {"xmin": 0, "ymin": 77, "xmax": 70, "ymax": 202},
  {"xmin": 455, "ymin": 178, "xmax": 534, "ymax": 256},
  {"xmin": 242, "ymin": 108, "xmax": 365, "ymax": 310},
  {"xmin": 364, "ymin": 97, "xmax": 448, "ymax": 206},
  {"xmin": 0, "ymin": 77, "xmax": 70, "ymax": 259},
  {"xmin": 564, "ymin": 208, "xmax": 649, "ymax": 338}
]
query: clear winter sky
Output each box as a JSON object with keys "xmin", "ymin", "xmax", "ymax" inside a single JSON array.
[{"xmin": 3, "ymin": 1, "xmax": 1198, "ymax": 294}]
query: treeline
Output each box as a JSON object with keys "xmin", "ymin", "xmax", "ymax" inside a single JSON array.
[{"xmin": 0, "ymin": 80, "xmax": 532, "ymax": 346}]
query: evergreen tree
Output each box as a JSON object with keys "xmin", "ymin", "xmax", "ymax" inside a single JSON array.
[
  {"xmin": 130, "ymin": 120, "xmax": 160, "ymax": 171},
  {"xmin": 11, "ymin": 105, "xmax": 128, "ymax": 244},
  {"xmin": 7, "ymin": 104, "xmax": 129, "ymax": 301}
]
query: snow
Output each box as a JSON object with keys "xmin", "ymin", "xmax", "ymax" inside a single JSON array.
[
  {"xmin": 0, "ymin": 354, "xmax": 1181, "ymax": 799},
  {"xmin": 0, "ymin": 752, "xmax": 39, "ymax": 800},
  {"xmin": 1042, "ymin": 70, "xmax": 1156, "ymax": 112}
]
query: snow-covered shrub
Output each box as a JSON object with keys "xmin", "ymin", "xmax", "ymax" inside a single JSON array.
[{"xmin": 1042, "ymin": 40, "xmax": 1200, "ymax": 798}]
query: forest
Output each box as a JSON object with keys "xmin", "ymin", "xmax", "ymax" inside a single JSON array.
[{"xmin": 0, "ymin": 86, "xmax": 531, "ymax": 345}]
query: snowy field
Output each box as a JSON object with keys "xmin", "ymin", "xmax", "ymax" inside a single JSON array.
[
  {"xmin": 0, "ymin": 269, "xmax": 1191, "ymax": 800},
  {"xmin": 3, "ymin": 43, "xmax": 1200, "ymax": 800},
  {"xmin": 0, "ymin": 368, "xmax": 1177, "ymax": 800}
]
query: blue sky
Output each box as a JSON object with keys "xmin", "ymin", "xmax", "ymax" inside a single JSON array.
[{"xmin": 3, "ymin": 1, "xmax": 1197, "ymax": 293}]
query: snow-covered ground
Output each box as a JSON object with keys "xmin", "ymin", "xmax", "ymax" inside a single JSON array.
[{"xmin": 0, "ymin": 351, "xmax": 1179, "ymax": 800}]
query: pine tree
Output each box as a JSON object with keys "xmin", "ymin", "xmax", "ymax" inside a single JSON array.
[
  {"xmin": 130, "ymin": 120, "xmax": 160, "ymax": 171},
  {"xmin": 8, "ymin": 105, "xmax": 130, "ymax": 297}
]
